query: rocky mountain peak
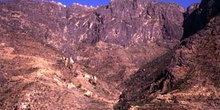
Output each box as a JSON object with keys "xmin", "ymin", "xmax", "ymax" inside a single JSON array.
[{"xmin": 183, "ymin": 0, "xmax": 220, "ymax": 39}]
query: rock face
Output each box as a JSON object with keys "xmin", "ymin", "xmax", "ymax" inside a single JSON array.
[
  {"xmin": 73, "ymin": 0, "xmax": 184, "ymax": 45},
  {"xmin": 115, "ymin": 0, "xmax": 220, "ymax": 109},
  {"xmin": 183, "ymin": 0, "xmax": 220, "ymax": 39},
  {"xmin": 0, "ymin": 0, "xmax": 184, "ymax": 48}
]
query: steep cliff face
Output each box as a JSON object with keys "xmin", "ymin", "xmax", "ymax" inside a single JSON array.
[
  {"xmin": 0, "ymin": 0, "xmax": 186, "ymax": 109},
  {"xmin": 0, "ymin": 0, "xmax": 184, "ymax": 47},
  {"xmin": 0, "ymin": 0, "xmax": 67, "ymax": 48},
  {"xmin": 183, "ymin": 0, "xmax": 220, "ymax": 39},
  {"xmin": 116, "ymin": 16, "xmax": 220, "ymax": 110},
  {"xmin": 75, "ymin": 0, "xmax": 184, "ymax": 45},
  {"xmin": 115, "ymin": 0, "xmax": 220, "ymax": 109}
]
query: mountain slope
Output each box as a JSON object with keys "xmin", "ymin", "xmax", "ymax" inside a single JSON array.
[
  {"xmin": 0, "ymin": 0, "xmax": 184, "ymax": 109},
  {"xmin": 1, "ymin": 0, "xmax": 219, "ymax": 109},
  {"xmin": 115, "ymin": 0, "xmax": 220, "ymax": 109},
  {"xmin": 0, "ymin": 32, "xmax": 119, "ymax": 109}
]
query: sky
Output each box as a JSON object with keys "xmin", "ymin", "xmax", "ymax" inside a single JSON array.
[{"xmin": 56, "ymin": 0, "xmax": 201, "ymax": 9}]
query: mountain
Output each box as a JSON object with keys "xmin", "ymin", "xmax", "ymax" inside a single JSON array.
[
  {"xmin": 0, "ymin": 0, "xmax": 219, "ymax": 109},
  {"xmin": 115, "ymin": 0, "xmax": 220, "ymax": 109},
  {"xmin": 183, "ymin": 0, "xmax": 220, "ymax": 39}
]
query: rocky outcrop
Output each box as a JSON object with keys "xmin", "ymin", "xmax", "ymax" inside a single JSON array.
[
  {"xmin": 78, "ymin": 0, "xmax": 184, "ymax": 45},
  {"xmin": 184, "ymin": 3, "xmax": 200, "ymax": 17},
  {"xmin": 115, "ymin": 0, "xmax": 220, "ymax": 109},
  {"xmin": 0, "ymin": 0, "xmax": 184, "ymax": 48},
  {"xmin": 183, "ymin": 0, "xmax": 220, "ymax": 39},
  {"xmin": 114, "ymin": 49, "xmax": 176, "ymax": 109}
]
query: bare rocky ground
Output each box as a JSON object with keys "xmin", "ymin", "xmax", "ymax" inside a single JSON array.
[
  {"xmin": 0, "ymin": 0, "xmax": 220, "ymax": 110},
  {"xmin": 0, "ymin": 32, "xmax": 169, "ymax": 109},
  {"xmin": 0, "ymin": 32, "xmax": 119, "ymax": 109}
]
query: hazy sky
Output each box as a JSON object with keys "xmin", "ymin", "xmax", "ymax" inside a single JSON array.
[{"xmin": 56, "ymin": 0, "xmax": 201, "ymax": 9}]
